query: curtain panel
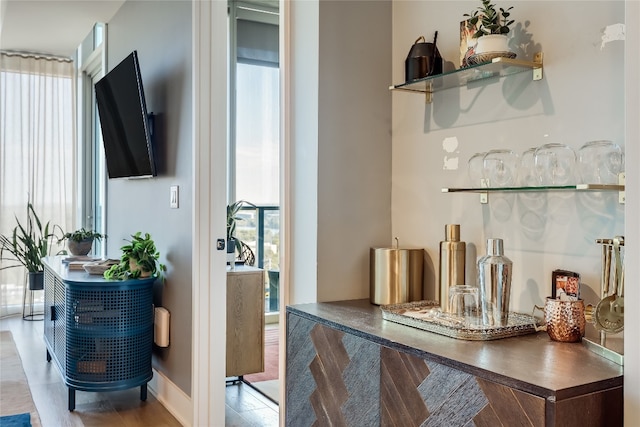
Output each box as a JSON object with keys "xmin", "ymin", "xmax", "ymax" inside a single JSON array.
[{"xmin": 0, "ymin": 51, "xmax": 76, "ymax": 317}]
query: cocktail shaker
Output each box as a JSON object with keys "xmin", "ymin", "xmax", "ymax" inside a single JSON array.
[{"xmin": 478, "ymin": 238, "xmax": 512, "ymax": 326}]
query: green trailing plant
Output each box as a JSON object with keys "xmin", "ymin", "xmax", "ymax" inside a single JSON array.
[
  {"xmin": 58, "ymin": 228, "xmax": 106, "ymax": 256},
  {"xmin": 226, "ymin": 200, "xmax": 256, "ymax": 254},
  {"xmin": 0, "ymin": 202, "xmax": 62, "ymax": 272},
  {"xmin": 464, "ymin": 0, "xmax": 514, "ymax": 38},
  {"xmin": 104, "ymin": 232, "xmax": 166, "ymax": 280},
  {"xmin": 59, "ymin": 228, "xmax": 106, "ymax": 243}
]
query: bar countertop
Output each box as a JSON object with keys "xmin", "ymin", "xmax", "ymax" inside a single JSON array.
[{"xmin": 287, "ymin": 299, "xmax": 623, "ymax": 400}]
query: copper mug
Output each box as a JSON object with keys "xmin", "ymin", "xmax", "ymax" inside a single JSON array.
[{"xmin": 533, "ymin": 298, "xmax": 586, "ymax": 342}]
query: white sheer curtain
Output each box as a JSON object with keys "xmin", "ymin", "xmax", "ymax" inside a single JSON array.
[{"xmin": 0, "ymin": 51, "xmax": 76, "ymax": 317}]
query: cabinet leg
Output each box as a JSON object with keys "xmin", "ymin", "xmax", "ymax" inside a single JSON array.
[
  {"xmin": 68, "ymin": 388, "xmax": 75, "ymax": 411},
  {"xmin": 46, "ymin": 349, "xmax": 51, "ymax": 362},
  {"xmin": 140, "ymin": 383, "xmax": 148, "ymax": 402}
]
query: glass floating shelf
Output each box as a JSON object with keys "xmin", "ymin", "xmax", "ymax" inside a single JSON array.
[
  {"xmin": 389, "ymin": 52, "xmax": 543, "ymax": 102},
  {"xmin": 442, "ymin": 183, "xmax": 625, "ymax": 205},
  {"xmin": 441, "ymin": 184, "xmax": 624, "ymax": 193}
]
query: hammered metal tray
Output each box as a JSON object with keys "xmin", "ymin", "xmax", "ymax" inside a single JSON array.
[{"xmin": 381, "ymin": 300, "xmax": 540, "ymax": 341}]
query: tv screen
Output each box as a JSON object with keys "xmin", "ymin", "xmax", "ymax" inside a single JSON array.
[{"xmin": 95, "ymin": 51, "xmax": 156, "ymax": 179}]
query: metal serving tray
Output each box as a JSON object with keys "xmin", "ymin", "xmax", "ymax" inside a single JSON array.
[{"xmin": 381, "ymin": 300, "xmax": 540, "ymax": 341}]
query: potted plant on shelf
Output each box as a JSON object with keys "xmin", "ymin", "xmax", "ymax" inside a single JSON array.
[
  {"xmin": 59, "ymin": 228, "xmax": 106, "ymax": 256},
  {"xmin": 464, "ymin": 0, "xmax": 515, "ymax": 59},
  {"xmin": 226, "ymin": 200, "xmax": 256, "ymax": 264},
  {"xmin": 0, "ymin": 202, "xmax": 62, "ymax": 290},
  {"xmin": 103, "ymin": 232, "xmax": 166, "ymax": 280}
]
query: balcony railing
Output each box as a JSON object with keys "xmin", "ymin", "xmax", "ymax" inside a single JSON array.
[
  {"xmin": 236, "ymin": 205, "xmax": 280, "ymax": 313},
  {"xmin": 236, "ymin": 205, "xmax": 279, "ymax": 268}
]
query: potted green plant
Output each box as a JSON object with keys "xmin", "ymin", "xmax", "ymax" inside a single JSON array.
[
  {"xmin": 59, "ymin": 228, "xmax": 106, "ymax": 256},
  {"xmin": 103, "ymin": 232, "xmax": 166, "ymax": 280},
  {"xmin": 0, "ymin": 202, "xmax": 62, "ymax": 290},
  {"xmin": 226, "ymin": 200, "xmax": 256, "ymax": 263},
  {"xmin": 464, "ymin": 0, "xmax": 515, "ymax": 57}
]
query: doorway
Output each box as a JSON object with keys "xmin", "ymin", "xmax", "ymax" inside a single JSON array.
[{"xmin": 227, "ymin": 0, "xmax": 281, "ymax": 404}]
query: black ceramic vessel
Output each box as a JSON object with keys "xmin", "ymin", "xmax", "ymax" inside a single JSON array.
[{"xmin": 405, "ymin": 38, "xmax": 442, "ymax": 82}]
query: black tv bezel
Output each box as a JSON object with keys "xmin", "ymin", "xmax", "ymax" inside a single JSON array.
[{"xmin": 95, "ymin": 50, "xmax": 157, "ymax": 179}]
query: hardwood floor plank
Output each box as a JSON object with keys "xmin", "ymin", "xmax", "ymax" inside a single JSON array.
[
  {"xmin": 2, "ymin": 314, "xmax": 279, "ymax": 426},
  {"xmin": 74, "ymin": 399, "xmax": 124, "ymax": 427},
  {"xmin": 29, "ymin": 382, "xmax": 84, "ymax": 427},
  {"xmin": 234, "ymin": 407, "xmax": 279, "ymax": 427}
]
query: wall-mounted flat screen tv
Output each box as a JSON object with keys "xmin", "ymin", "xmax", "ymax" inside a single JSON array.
[{"xmin": 95, "ymin": 50, "xmax": 156, "ymax": 179}]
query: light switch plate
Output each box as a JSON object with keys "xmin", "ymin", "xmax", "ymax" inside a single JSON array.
[{"xmin": 170, "ymin": 185, "xmax": 179, "ymax": 208}]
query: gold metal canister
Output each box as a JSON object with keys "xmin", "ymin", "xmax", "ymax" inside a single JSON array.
[
  {"xmin": 439, "ymin": 224, "xmax": 466, "ymax": 311},
  {"xmin": 370, "ymin": 246, "xmax": 424, "ymax": 305}
]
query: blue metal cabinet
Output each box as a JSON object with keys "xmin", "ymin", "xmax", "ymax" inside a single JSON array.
[{"xmin": 43, "ymin": 256, "xmax": 155, "ymax": 411}]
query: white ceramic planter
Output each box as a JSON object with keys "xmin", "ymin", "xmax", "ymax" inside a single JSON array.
[{"xmin": 475, "ymin": 34, "xmax": 510, "ymax": 54}]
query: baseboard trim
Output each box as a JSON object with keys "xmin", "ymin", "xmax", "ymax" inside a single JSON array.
[{"xmin": 148, "ymin": 368, "xmax": 192, "ymax": 426}]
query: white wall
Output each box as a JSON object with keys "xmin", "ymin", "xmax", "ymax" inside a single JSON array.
[
  {"xmin": 392, "ymin": 1, "xmax": 625, "ymax": 312},
  {"xmin": 318, "ymin": 1, "xmax": 391, "ymax": 301},
  {"xmin": 289, "ymin": 0, "xmax": 319, "ymax": 305},
  {"xmin": 624, "ymin": 0, "xmax": 639, "ymax": 423},
  {"xmin": 289, "ymin": 0, "xmax": 393, "ymax": 304},
  {"xmin": 316, "ymin": 0, "xmax": 392, "ymax": 302}
]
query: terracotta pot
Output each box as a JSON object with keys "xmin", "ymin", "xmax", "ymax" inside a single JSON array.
[{"xmin": 129, "ymin": 258, "xmax": 152, "ymax": 278}]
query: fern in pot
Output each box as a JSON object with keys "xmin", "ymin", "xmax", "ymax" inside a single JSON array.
[
  {"xmin": 0, "ymin": 202, "xmax": 62, "ymax": 290},
  {"xmin": 104, "ymin": 232, "xmax": 166, "ymax": 280},
  {"xmin": 464, "ymin": 0, "xmax": 515, "ymax": 59}
]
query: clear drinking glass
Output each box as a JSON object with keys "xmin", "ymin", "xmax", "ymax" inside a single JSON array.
[
  {"xmin": 448, "ymin": 285, "xmax": 479, "ymax": 318},
  {"xmin": 467, "ymin": 152, "xmax": 486, "ymax": 188},
  {"xmin": 519, "ymin": 147, "xmax": 538, "ymax": 187},
  {"xmin": 534, "ymin": 143, "xmax": 576, "ymax": 186},
  {"xmin": 482, "ymin": 149, "xmax": 519, "ymax": 188},
  {"xmin": 577, "ymin": 140, "xmax": 624, "ymax": 184}
]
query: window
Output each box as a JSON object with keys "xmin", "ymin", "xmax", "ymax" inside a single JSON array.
[
  {"xmin": 235, "ymin": 62, "xmax": 279, "ymax": 205},
  {"xmin": 229, "ymin": 1, "xmax": 280, "ymax": 313},
  {"xmin": 78, "ymin": 23, "xmax": 107, "ymax": 257},
  {"xmin": 0, "ymin": 51, "xmax": 76, "ymax": 316}
]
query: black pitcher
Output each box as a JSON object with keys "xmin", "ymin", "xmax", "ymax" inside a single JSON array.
[{"xmin": 405, "ymin": 34, "xmax": 442, "ymax": 82}]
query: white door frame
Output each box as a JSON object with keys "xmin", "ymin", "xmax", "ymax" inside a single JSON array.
[
  {"xmin": 277, "ymin": 0, "xmax": 291, "ymax": 420},
  {"xmin": 190, "ymin": 0, "xmax": 297, "ymax": 424},
  {"xmin": 192, "ymin": 1, "xmax": 228, "ymax": 426}
]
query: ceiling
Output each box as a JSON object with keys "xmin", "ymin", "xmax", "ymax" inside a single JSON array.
[{"xmin": 0, "ymin": 0, "xmax": 125, "ymax": 58}]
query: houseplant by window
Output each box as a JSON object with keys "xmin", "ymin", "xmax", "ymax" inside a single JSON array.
[
  {"xmin": 226, "ymin": 200, "xmax": 256, "ymax": 264},
  {"xmin": 103, "ymin": 232, "xmax": 166, "ymax": 280},
  {"xmin": 0, "ymin": 202, "xmax": 62, "ymax": 290},
  {"xmin": 464, "ymin": 0, "xmax": 515, "ymax": 59},
  {"xmin": 59, "ymin": 228, "xmax": 106, "ymax": 256}
]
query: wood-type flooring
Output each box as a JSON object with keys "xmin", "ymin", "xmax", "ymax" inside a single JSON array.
[{"xmin": 1, "ymin": 311, "xmax": 278, "ymax": 426}]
